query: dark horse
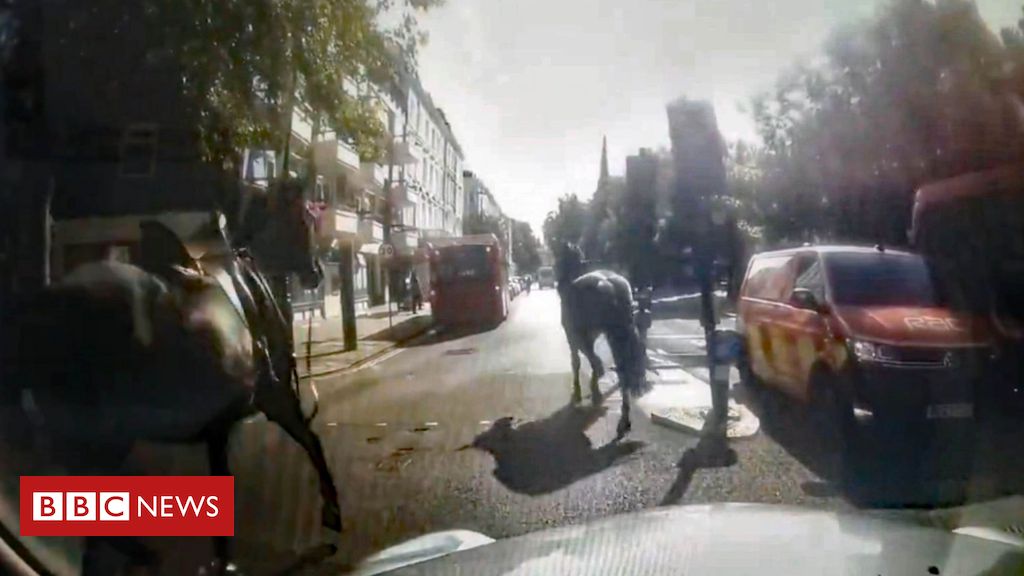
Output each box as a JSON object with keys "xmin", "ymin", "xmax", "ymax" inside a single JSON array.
[
  {"xmin": 3, "ymin": 181, "xmax": 339, "ymax": 573},
  {"xmin": 554, "ymin": 243, "xmax": 646, "ymax": 438}
]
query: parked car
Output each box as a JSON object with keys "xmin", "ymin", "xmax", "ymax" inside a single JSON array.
[
  {"xmin": 736, "ymin": 245, "xmax": 995, "ymax": 447},
  {"xmin": 537, "ymin": 266, "xmax": 555, "ymax": 289},
  {"xmin": 508, "ymin": 278, "xmax": 520, "ymax": 299}
]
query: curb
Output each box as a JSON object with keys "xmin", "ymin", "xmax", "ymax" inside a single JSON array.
[{"xmin": 298, "ymin": 320, "xmax": 436, "ymax": 380}]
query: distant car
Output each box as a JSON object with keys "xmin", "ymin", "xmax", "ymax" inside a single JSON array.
[
  {"xmin": 737, "ymin": 245, "xmax": 994, "ymax": 447},
  {"xmin": 508, "ymin": 278, "xmax": 520, "ymax": 299},
  {"xmin": 537, "ymin": 266, "xmax": 555, "ymax": 289}
]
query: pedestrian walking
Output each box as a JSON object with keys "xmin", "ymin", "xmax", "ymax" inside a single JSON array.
[{"xmin": 409, "ymin": 270, "xmax": 422, "ymax": 313}]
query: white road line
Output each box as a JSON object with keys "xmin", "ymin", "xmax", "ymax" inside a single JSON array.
[{"xmin": 350, "ymin": 348, "xmax": 405, "ymax": 373}]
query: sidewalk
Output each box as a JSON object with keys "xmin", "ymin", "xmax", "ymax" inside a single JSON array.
[{"xmin": 292, "ymin": 303, "xmax": 434, "ymax": 380}]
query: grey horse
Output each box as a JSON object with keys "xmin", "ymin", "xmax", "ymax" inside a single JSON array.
[
  {"xmin": 4, "ymin": 182, "xmax": 338, "ymax": 574},
  {"xmin": 554, "ymin": 242, "xmax": 647, "ymax": 438}
]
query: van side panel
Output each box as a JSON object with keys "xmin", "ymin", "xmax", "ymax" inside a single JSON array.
[{"xmin": 739, "ymin": 254, "xmax": 795, "ymax": 388}]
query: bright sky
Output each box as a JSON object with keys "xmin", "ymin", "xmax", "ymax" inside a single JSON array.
[{"xmin": 415, "ymin": 0, "xmax": 1020, "ymax": 232}]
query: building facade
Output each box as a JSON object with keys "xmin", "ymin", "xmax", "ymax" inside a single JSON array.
[{"xmin": 398, "ymin": 82, "xmax": 465, "ymax": 245}]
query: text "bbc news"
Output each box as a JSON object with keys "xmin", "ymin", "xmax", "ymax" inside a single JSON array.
[{"xmin": 20, "ymin": 476, "xmax": 234, "ymax": 536}]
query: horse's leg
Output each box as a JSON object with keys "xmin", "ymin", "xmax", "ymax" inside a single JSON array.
[
  {"xmin": 606, "ymin": 328, "xmax": 634, "ymax": 438},
  {"xmin": 76, "ymin": 441, "xmax": 159, "ymax": 576},
  {"xmin": 617, "ymin": 385, "xmax": 632, "ymax": 439},
  {"xmin": 206, "ymin": 426, "xmax": 236, "ymax": 574},
  {"xmin": 257, "ymin": 382, "xmax": 341, "ymax": 532},
  {"xmin": 567, "ymin": 333, "xmax": 582, "ymax": 404},
  {"xmin": 580, "ymin": 334, "xmax": 604, "ymax": 403}
]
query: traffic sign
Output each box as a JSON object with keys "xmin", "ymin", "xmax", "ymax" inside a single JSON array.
[{"xmin": 379, "ymin": 243, "xmax": 395, "ymax": 258}]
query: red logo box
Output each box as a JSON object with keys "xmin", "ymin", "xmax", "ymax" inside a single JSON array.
[{"xmin": 20, "ymin": 476, "xmax": 234, "ymax": 537}]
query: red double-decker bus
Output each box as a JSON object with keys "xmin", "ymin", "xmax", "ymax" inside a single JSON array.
[{"xmin": 425, "ymin": 234, "xmax": 509, "ymax": 326}]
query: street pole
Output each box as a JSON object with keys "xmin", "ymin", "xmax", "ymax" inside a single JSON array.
[
  {"xmin": 383, "ymin": 102, "xmax": 398, "ymax": 328},
  {"xmin": 339, "ymin": 240, "xmax": 357, "ymax": 351},
  {"xmin": 696, "ymin": 193, "xmax": 727, "ymax": 441}
]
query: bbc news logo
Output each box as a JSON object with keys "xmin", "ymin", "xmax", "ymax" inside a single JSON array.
[{"xmin": 21, "ymin": 476, "xmax": 233, "ymax": 537}]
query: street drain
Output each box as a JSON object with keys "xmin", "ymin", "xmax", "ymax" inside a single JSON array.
[
  {"xmin": 365, "ymin": 436, "xmax": 381, "ymax": 444},
  {"xmin": 444, "ymin": 348, "xmax": 477, "ymax": 356},
  {"xmin": 411, "ymin": 426, "xmax": 431, "ymax": 432}
]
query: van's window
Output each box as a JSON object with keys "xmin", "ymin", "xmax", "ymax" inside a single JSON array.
[
  {"xmin": 743, "ymin": 255, "xmax": 791, "ymax": 301},
  {"xmin": 824, "ymin": 253, "xmax": 939, "ymax": 307},
  {"xmin": 793, "ymin": 258, "xmax": 825, "ymax": 305}
]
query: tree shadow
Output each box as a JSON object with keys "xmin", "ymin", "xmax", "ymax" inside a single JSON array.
[{"xmin": 470, "ymin": 404, "xmax": 644, "ymax": 496}]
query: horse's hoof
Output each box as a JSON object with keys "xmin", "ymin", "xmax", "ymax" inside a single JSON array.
[
  {"xmin": 590, "ymin": 391, "xmax": 602, "ymax": 406},
  {"xmin": 321, "ymin": 503, "xmax": 343, "ymax": 532},
  {"xmin": 571, "ymin": 390, "xmax": 582, "ymax": 404},
  {"xmin": 616, "ymin": 419, "xmax": 632, "ymax": 439}
]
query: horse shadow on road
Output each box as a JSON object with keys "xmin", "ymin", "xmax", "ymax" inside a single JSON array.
[{"xmin": 470, "ymin": 403, "xmax": 644, "ymax": 496}]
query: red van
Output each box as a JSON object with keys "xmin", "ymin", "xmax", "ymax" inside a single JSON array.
[{"xmin": 737, "ymin": 245, "xmax": 996, "ymax": 439}]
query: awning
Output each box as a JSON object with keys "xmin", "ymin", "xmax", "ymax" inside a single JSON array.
[{"xmin": 359, "ymin": 242, "xmax": 382, "ymax": 255}]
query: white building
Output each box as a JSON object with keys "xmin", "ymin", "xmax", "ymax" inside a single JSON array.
[{"xmin": 395, "ymin": 75, "xmax": 465, "ymax": 250}]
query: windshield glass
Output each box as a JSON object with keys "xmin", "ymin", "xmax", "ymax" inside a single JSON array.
[
  {"xmin": 436, "ymin": 246, "xmax": 493, "ymax": 282},
  {"xmin": 4, "ymin": 0, "xmax": 1024, "ymax": 574},
  {"xmin": 825, "ymin": 253, "xmax": 940, "ymax": 307}
]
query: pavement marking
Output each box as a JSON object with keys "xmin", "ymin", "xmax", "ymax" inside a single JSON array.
[
  {"xmin": 479, "ymin": 420, "xmax": 492, "ymax": 426},
  {"xmin": 326, "ymin": 422, "xmax": 337, "ymax": 427},
  {"xmin": 375, "ymin": 422, "xmax": 388, "ymax": 427},
  {"xmin": 350, "ymin": 348, "xmax": 405, "ymax": 373}
]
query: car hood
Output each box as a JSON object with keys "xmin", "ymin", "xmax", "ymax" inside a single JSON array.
[
  {"xmin": 354, "ymin": 501, "xmax": 1024, "ymax": 575},
  {"xmin": 833, "ymin": 305, "xmax": 995, "ymax": 347}
]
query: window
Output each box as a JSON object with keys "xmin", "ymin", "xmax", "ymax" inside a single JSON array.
[
  {"xmin": 792, "ymin": 255, "xmax": 825, "ymax": 305},
  {"xmin": 743, "ymin": 255, "xmax": 792, "ymax": 301},
  {"xmin": 824, "ymin": 253, "xmax": 941, "ymax": 307}
]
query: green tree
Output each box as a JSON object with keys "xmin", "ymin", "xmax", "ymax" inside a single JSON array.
[
  {"xmin": 465, "ymin": 212, "xmax": 509, "ymax": 254},
  {"xmin": 511, "ymin": 220, "xmax": 541, "ymax": 275},
  {"xmin": 5, "ymin": 0, "xmax": 440, "ymax": 170},
  {"xmin": 543, "ymin": 194, "xmax": 588, "ymax": 250},
  {"xmin": 750, "ymin": 0, "xmax": 1023, "ymax": 244}
]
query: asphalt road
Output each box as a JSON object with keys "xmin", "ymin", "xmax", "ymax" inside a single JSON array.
[
  {"xmin": 8, "ymin": 288, "xmax": 1023, "ymax": 575},
  {"xmin": 220, "ymin": 289, "xmax": 887, "ymax": 573},
  {"xmin": 213, "ymin": 287, "xmax": 1024, "ymax": 574}
]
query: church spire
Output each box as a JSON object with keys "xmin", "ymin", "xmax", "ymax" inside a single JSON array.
[{"xmin": 599, "ymin": 135, "xmax": 609, "ymax": 187}]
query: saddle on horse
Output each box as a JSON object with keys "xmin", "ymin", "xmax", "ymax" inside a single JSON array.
[{"xmin": 138, "ymin": 214, "xmax": 305, "ymax": 412}]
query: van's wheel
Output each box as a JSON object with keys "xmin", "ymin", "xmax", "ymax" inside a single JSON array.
[{"xmin": 810, "ymin": 369, "xmax": 858, "ymax": 481}]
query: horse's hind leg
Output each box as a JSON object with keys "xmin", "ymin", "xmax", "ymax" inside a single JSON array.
[
  {"xmin": 568, "ymin": 335, "xmax": 582, "ymax": 403},
  {"xmin": 607, "ymin": 328, "xmax": 635, "ymax": 438},
  {"xmin": 206, "ymin": 426, "xmax": 237, "ymax": 573},
  {"xmin": 257, "ymin": 384, "xmax": 341, "ymax": 532},
  {"xmin": 580, "ymin": 335, "xmax": 604, "ymax": 403},
  {"xmin": 617, "ymin": 388, "xmax": 632, "ymax": 439}
]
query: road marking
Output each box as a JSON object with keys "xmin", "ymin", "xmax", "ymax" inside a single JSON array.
[
  {"xmin": 375, "ymin": 422, "xmax": 388, "ymax": 427},
  {"xmin": 351, "ymin": 348, "xmax": 405, "ymax": 373}
]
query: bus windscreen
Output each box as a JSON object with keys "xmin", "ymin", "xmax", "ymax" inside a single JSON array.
[{"xmin": 436, "ymin": 245, "xmax": 493, "ymax": 282}]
